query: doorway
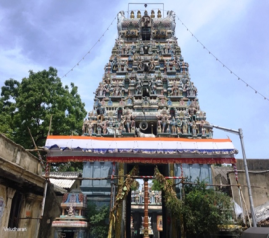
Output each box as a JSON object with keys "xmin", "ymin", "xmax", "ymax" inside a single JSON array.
[{"xmin": 126, "ymin": 164, "xmax": 168, "ymax": 238}]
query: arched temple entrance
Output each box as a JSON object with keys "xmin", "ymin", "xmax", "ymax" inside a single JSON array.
[{"xmin": 126, "ymin": 164, "xmax": 168, "ymax": 238}]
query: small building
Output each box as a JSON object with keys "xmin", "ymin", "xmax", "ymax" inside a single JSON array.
[
  {"xmin": 51, "ymin": 191, "xmax": 88, "ymax": 238},
  {"xmin": 0, "ymin": 133, "xmax": 45, "ymax": 238}
]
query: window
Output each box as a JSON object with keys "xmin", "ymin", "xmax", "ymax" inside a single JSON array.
[{"xmin": 8, "ymin": 192, "xmax": 23, "ymax": 228}]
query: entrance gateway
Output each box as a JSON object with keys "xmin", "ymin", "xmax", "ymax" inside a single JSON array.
[{"xmin": 45, "ymin": 5, "xmax": 237, "ymax": 238}]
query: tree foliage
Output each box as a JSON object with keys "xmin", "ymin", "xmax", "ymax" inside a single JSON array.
[
  {"xmin": 154, "ymin": 168, "xmax": 232, "ymax": 237},
  {"xmin": 0, "ymin": 67, "xmax": 87, "ymax": 170},
  {"xmin": 182, "ymin": 178, "xmax": 232, "ymax": 237},
  {"xmin": 151, "ymin": 178, "xmax": 164, "ymax": 191},
  {"xmin": 86, "ymin": 202, "xmax": 109, "ymax": 238}
]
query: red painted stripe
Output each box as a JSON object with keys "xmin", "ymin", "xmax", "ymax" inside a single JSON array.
[{"xmin": 46, "ymin": 156, "xmax": 236, "ymax": 165}]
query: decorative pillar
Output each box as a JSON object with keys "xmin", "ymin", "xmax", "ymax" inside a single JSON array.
[
  {"xmin": 144, "ymin": 179, "xmax": 149, "ymax": 238},
  {"xmin": 169, "ymin": 164, "xmax": 177, "ymax": 238},
  {"xmin": 115, "ymin": 163, "xmax": 124, "ymax": 238}
]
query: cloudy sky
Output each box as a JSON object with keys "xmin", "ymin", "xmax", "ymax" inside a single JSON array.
[{"xmin": 0, "ymin": 0, "xmax": 268, "ymax": 159}]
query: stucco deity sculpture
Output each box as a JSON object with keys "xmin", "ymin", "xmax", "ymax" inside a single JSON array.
[
  {"xmin": 192, "ymin": 121, "xmax": 197, "ymax": 136},
  {"xmin": 170, "ymin": 117, "xmax": 176, "ymax": 134},
  {"xmin": 149, "ymin": 77, "xmax": 157, "ymax": 94},
  {"xmin": 102, "ymin": 121, "xmax": 108, "ymax": 135},
  {"xmin": 182, "ymin": 118, "xmax": 188, "ymax": 134},
  {"xmin": 117, "ymin": 11, "xmax": 125, "ymax": 38},
  {"xmin": 176, "ymin": 118, "xmax": 182, "ymax": 133},
  {"xmin": 161, "ymin": 117, "xmax": 168, "ymax": 133},
  {"xmin": 135, "ymin": 78, "xmax": 143, "ymax": 95}
]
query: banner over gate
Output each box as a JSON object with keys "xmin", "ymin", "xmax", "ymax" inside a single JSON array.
[{"xmin": 45, "ymin": 136, "xmax": 237, "ymax": 164}]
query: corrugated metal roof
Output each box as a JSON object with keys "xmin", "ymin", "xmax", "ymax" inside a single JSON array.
[{"xmin": 43, "ymin": 171, "xmax": 81, "ymax": 189}]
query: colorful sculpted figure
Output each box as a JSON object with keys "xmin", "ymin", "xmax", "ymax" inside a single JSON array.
[
  {"xmin": 202, "ymin": 127, "xmax": 206, "ymax": 136},
  {"xmin": 113, "ymin": 86, "xmax": 121, "ymax": 96},
  {"xmin": 82, "ymin": 119, "xmax": 88, "ymax": 134},
  {"xmin": 176, "ymin": 118, "xmax": 182, "ymax": 133},
  {"xmin": 125, "ymin": 116, "xmax": 131, "ymax": 133},
  {"xmin": 161, "ymin": 117, "xmax": 167, "ymax": 133},
  {"xmin": 131, "ymin": 118, "xmax": 135, "ymax": 133},
  {"xmin": 136, "ymin": 78, "xmax": 143, "ymax": 94},
  {"xmin": 182, "ymin": 118, "xmax": 188, "ymax": 134},
  {"xmin": 192, "ymin": 120, "xmax": 197, "ymax": 136},
  {"xmin": 188, "ymin": 120, "xmax": 193, "ymax": 134},
  {"xmin": 108, "ymin": 117, "xmax": 114, "ymax": 128},
  {"xmin": 172, "ymin": 85, "xmax": 179, "ymax": 96},
  {"xmin": 102, "ymin": 121, "xmax": 108, "ymax": 135},
  {"xmin": 149, "ymin": 78, "xmax": 157, "ymax": 94},
  {"xmin": 97, "ymin": 120, "xmax": 102, "ymax": 135},
  {"xmin": 170, "ymin": 117, "xmax": 176, "ymax": 134}
]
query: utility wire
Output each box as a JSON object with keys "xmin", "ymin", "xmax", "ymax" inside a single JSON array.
[
  {"xmin": 62, "ymin": 16, "xmax": 117, "ymax": 78},
  {"xmin": 61, "ymin": 11, "xmax": 268, "ymax": 102},
  {"xmin": 176, "ymin": 14, "xmax": 269, "ymax": 102}
]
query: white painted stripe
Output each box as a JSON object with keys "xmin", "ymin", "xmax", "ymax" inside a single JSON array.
[{"xmin": 45, "ymin": 138, "xmax": 235, "ymax": 151}]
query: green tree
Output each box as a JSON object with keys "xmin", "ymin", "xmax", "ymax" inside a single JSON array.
[
  {"xmin": 151, "ymin": 179, "xmax": 163, "ymax": 191},
  {"xmin": 86, "ymin": 202, "xmax": 109, "ymax": 238},
  {"xmin": 182, "ymin": 179, "xmax": 232, "ymax": 237},
  {"xmin": 0, "ymin": 67, "xmax": 87, "ymax": 170}
]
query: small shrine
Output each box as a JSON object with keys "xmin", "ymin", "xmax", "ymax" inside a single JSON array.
[{"xmin": 52, "ymin": 191, "xmax": 88, "ymax": 238}]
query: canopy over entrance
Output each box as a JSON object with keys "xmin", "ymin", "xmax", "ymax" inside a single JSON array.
[{"xmin": 45, "ymin": 136, "xmax": 237, "ymax": 164}]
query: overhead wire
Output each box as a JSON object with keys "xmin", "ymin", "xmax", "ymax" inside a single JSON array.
[
  {"xmin": 176, "ymin": 14, "xmax": 269, "ymax": 102},
  {"xmin": 61, "ymin": 9, "xmax": 268, "ymax": 102},
  {"xmin": 61, "ymin": 15, "xmax": 117, "ymax": 78}
]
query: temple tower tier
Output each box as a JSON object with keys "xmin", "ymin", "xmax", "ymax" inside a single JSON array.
[{"xmin": 83, "ymin": 9, "xmax": 211, "ymax": 139}]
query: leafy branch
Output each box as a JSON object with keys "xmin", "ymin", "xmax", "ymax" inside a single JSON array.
[{"xmin": 108, "ymin": 165, "xmax": 139, "ymax": 238}]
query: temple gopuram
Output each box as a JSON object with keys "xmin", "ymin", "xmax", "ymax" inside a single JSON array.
[
  {"xmin": 85, "ymin": 10, "xmax": 207, "ymax": 139},
  {"xmin": 45, "ymin": 8, "xmax": 237, "ymax": 238}
]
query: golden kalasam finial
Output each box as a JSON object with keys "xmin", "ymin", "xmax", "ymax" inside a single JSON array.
[
  {"xmin": 137, "ymin": 10, "xmax": 141, "ymax": 18},
  {"xmin": 151, "ymin": 10, "xmax": 155, "ymax": 18},
  {"xmin": 157, "ymin": 9, "xmax": 162, "ymax": 18},
  {"xmin": 130, "ymin": 11, "xmax": 134, "ymax": 19}
]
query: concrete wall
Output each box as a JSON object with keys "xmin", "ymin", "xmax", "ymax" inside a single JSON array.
[
  {"xmin": 0, "ymin": 185, "xmax": 43, "ymax": 238},
  {"xmin": 0, "ymin": 134, "xmax": 46, "ymax": 238},
  {"xmin": 236, "ymin": 159, "xmax": 269, "ymax": 171},
  {"xmin": 228, "ymin": 171, "xmax": 269, "ymax": 213},
  {"xmin": 0, "ymin": 134, "xmax": 42, "ymax": 176},
  {"xmin": 38, "ymin": 183, "xmax": 62, "ymax": 238}
]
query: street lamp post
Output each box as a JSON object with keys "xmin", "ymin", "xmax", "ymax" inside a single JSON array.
[{"xmin": 203, "ymin": 124, "xmax": 257, "ymax": 227}]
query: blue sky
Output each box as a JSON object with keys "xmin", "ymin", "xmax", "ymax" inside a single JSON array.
[{"xmin": 0, "ymin": 0, "xmax": 268, "ymax": 159}]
